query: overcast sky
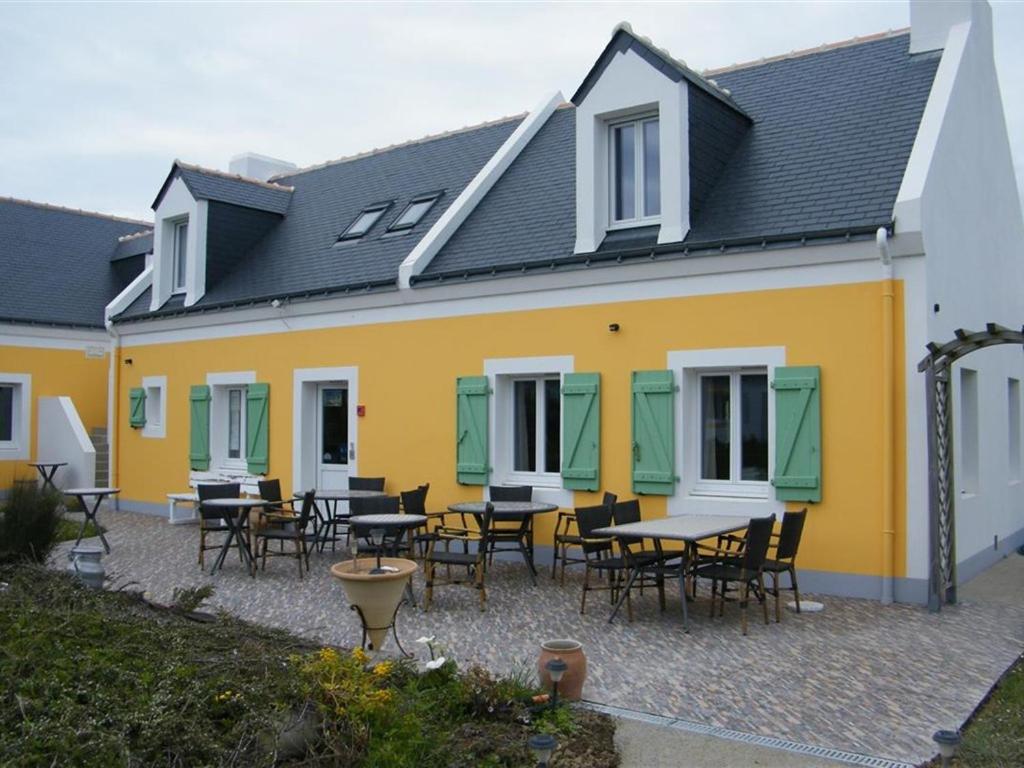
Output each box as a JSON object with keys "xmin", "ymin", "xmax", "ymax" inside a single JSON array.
[{"xmin": 2, "ymin": 1, "xmax": 1022, "ymax": 223}]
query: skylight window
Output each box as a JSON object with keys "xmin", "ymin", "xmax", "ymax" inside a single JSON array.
[
  {"xmin": 388, "ymin": 192, "xmax": 442, "ymax": 232},
  {"xmin": 338, "ymin": 202, "xmax": 391, "ymax": 241}
]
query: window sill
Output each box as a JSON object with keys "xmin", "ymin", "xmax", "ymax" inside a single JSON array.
[
  {"xmin": 607, "ymin": 217, "xmax": 661, "ymax": 232},
  {"xmin": 141, "ymin": 425, "xmax": 165, "ymax": 439},
  {"xmin": 0, "ymin": 443, "xmax": 27, "ymax": 460}
]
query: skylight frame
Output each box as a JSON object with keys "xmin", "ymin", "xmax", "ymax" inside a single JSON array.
[
  {"xmin": 386, "ymin": 191, "xmax": 443, "ymax": 233},
  {"xmin": 338, "ymin": 201, "xmax": 392, "ymax": 242}
]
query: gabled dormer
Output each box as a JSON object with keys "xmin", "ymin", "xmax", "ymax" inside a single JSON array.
[
  {"xmin": 572, "ymin": 23, "xmax": 750, "ymax": 254},
  {"xmin": 149, "ymin": 160, "xmax": 294, "ymax": 310}
]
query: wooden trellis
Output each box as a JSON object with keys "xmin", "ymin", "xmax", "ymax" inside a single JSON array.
[{"xmin": 917, "ymin": 323, "xmax": 1024, "ymax": 611}]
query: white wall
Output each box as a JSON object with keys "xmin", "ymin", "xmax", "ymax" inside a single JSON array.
[
  {"xmin": 151, "ymin": 176, "xmax": 208, "ymax": 310},
  {"xmin": 37, "ymin": 397, "xmax": 95, "ymax": 490}
]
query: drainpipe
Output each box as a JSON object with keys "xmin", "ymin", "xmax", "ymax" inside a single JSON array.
[
  {"xmin": 105, "ymin": 315, "xmax": 120, "ymax": 510},
  {"xmin": 877, "ymin": 227, "xmax": 895, "ymax": 604}
]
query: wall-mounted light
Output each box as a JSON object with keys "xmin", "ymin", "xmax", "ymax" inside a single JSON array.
[
  {"xmin": 271, "ymin": 298, "xmax": 282, "ymax": 309},
  {"xmin": 608, "ymin": 323, "xmax": 620, "ymax": 333},
  {"xmin": 123, "ymin": 358, "xmax": 133, "ymax": 365}
]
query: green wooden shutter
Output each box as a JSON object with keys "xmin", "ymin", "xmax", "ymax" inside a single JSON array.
[
  {"xmin": 246, "ymin": 383, "xmax": 270, "ymax": 475},
  {"xmin": 772, "ymin": 366, "xmax": 821, "ymax": 502},
  {"xmin": 631, "ymin": 370, "xmax": 677, "ymax": 495},
  {"xmin": 189, "ymin": 385, "xmax": 211, "ymax": 471},
  {"xmin": 456, "ymin": 376, "xmax": 490, "ymax": 485},
  {"xmin": 129, "ymin": 387, "xmax": 146, "ymax": 428},
  {"xmin": 561, "ymin": 373, "xmax": 600, "ymax": 491}
]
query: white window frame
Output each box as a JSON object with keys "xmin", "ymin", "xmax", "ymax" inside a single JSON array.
[
  {"xmin": 0, "ymin": 373, "xmax": 30, "ymax": 460},
  {"xmin": 484, "ymin": 355, "xmax": 574, "ymax": 508},
  {"xmin": 171, "ymin": 218, "xmax": 189, "ymax": 294},
  {"xmin": 207, "ymin": 371, "xmax": 255, "ymax": 472},
  {"xmin": 141, "ymin": 375, "xmax": 167, "ymax": 439},
  {"xmin": 692, "ymin": 369, "xmax": 771, "ymax": 498},
  {"xmin": 506, "ymin": 375, "xmax": 562, "ymax": 485},
  {"xmin": 608, "ymin": 113, "xmax": 661, "ymax": 230},
  {"xmin": 667, "ymin": 347, "xmax": 785, "ymax": 518}
]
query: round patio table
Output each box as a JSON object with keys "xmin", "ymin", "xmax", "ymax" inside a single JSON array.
[
  {"xmin": 201, "ymin": 498, "xmax": 273, "ymax": 575},
  {"xmin": 28, "ymin": 461, "xmax": 67, "ymax": 492},
  {"xmin": 64, "ymin": 486, "xmax": 119, "ymax": 554},
  {"xmin": 296, "ymin": 489, "xmax": 387, "ymax": 552},
  {"xmin": 349, "ymin": 513, "xmax": 428, "ymax": 606},
  {"xmin": 447, "ymin": 501, "xmax": 558, "ymax": 584}
]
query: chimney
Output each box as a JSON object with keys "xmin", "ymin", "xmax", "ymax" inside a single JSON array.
[
  {"xmin": 228, "ymin": 152, "xmax": 297, "ymax": 182},
  {"xmin": 909, "ymin": 0, "xmax": 987, "ymax": 54}
]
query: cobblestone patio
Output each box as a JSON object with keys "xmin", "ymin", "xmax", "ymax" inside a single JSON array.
[{"xmin": 57, "ymin": 510, "xmax": 1024, "ymax": 765}]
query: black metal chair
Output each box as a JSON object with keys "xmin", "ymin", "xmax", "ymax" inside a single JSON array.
[
  {"xmin": 254, "ymin": 490, "xmax": 317, "ymax": 577},
  {"xmin": 196, "ymin": 483, "xmax": 240, "ymax": 570},
  {"xmin": 763, "ymin": 508, "xmax": 807, "ymax": 621},
  {"xmin": 349, "ymin": 495, "xmax": 402, "ymax": 555},
  {"xmin": 695, "ymin": 514, "xmax": 776, "ymax": 635},
  {"xmin": 424, "ymin": 503, "xmax": 494, "ymax": 612},
  {"xmin": 323, "ymin": 476, "xmax": 386, "ymax": 551},
  {"xmin": 349, "ymin": 476, "xmax": 385, "ymax": 492},
  {"xmin": 485, "ymin": 485, "xmax": 534, "ymax": 576},
  {"xmin": 257, "ymin": 478, "xmax": 296, "ymax": 512},
  {"xmin": 576, "ymin": 503, "xmax": 631, "ymax": 620},
  {"xmin": 552, "ymin": 491, "xmax": 616, "ymax": 584},
  {"xmin": 403, "ymin": 484, "xmax": 444, "ymax": 558}
]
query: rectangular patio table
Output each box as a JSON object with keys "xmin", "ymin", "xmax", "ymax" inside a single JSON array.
[{"xmin": 592, "ymin": 514, "xmax": 764, "ymax": 632}]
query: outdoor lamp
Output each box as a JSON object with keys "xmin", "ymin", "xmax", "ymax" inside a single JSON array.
[
  {"xmin": 545, "ymin": 658, "xmax": 568, "ymax": 708},
  {"xmin": 527, "ymin": 732, "xmax": 557, "ymax": 767},
  {"xmin": 369, "ymin": 528, "xmax": 386, "ymax": 574},
  {"xmin": 932, "ymin": 730, "xmax": 961, "ymax": 767}
]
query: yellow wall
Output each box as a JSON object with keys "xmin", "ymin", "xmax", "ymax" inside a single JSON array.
[
  {"xmin": 116, "ymin": 280, "xmax": 906, "ymax": 579},
  {"xmin": 0, "ymin": 344, "xmax": 108, "ymax": 490}
]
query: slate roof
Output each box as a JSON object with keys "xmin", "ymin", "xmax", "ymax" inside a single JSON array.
[
  {"xmin": 420, "ymin": 32, "xmax": 939, "ymax": 281},
  {"xmin": 0, "ymin": 198, "xmax": 151, "ymax": 328},
  {"xmin": 152, "ymin": 162, "xmax": 294, "ymax": 215}
]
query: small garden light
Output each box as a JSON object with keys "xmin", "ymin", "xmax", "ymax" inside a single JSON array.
[
  {"xmin": 527, "ymin": 732, "xmax": 557, "ymax": 767},
  {"xmin": 932, "ymin": 730, "xmax": 961, "ymax": 767},
  {"xmin": 545, "ymin": 657, "xmax": 568, "ymax": 709},
  {"xmin": 368, "ymin": 528, "xmax": 386, "ymax": 574}
]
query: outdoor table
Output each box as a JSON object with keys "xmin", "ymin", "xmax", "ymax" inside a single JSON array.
[
  {"xmin": 447, "ymin": 501, "xmax": 558, "ymax": 584},
  {"xmin": 592, "ymin": 514, "xmax": 764, "ymax": 632},
  {"xmin": 28, "ymin": 461, "xmax": 67, "ymax": 492},
  {"xmin": 64, "ymin": 487, "xmax": 119, "ymax": 554},
  {"xmin": 296, "ymin": 489, "xmax": 387, "ymax": 552},
  {"xmin": 202, "ymin": 498, "xmax": 273, "ymax": 575},
  {"xmin": 348, "ymin": 513, "xmax": 428, "ymax": 605},
  {"xmin": 166, "ymin": 492, "xmax": 199, "ymax": 525}
]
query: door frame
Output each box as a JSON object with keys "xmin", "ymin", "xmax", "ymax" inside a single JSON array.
[
  {"xmin": 293, "ymin": 366, "xmax": 359, "ymax": 493},
  {"xmin": 315, "ymin": 382, "xmax": 350, "ymax": 489}
]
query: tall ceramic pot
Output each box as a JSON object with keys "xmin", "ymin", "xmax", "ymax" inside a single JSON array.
[
  {"xmin": 330, "ymin": 558, "xmax": 417, "ymax": 651},
  {"xmin": 538, "ymin": 639, "xmax": 587, "ymax": 701}
]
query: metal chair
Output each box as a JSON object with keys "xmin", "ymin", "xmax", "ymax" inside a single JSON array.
[
  {"xmin": 763, "ymin": 508, "xmax": 807, "ymax": 621},
  {"xmin": 485, "ymin": 485, "xmax": 535, "ymax": 578},
  {"xmin": 196, "ymin": 483, "xmax": 240, "ymax": 570},
  {"xmin": 576, "ymin": 503, "xmax": 631, "ymax": 620},
  {"xmin": 348, "ymin": 476, "xmax": 385, "ymax": 491},
  {"xmin": 349, "ymin": 495, "xmax": 402, "ymax": 555},
  {"xmin": 424, "ymin": 503, "xmax": 494, "ymax": 612},
  {"xmin": 552, "ymin": 491, "xmax": 616, "ymax": 584},
  {"xmin": 254, "ymin": 490, "xmax": 317, "ymax": 577}
]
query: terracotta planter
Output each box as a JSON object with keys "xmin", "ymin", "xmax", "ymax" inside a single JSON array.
[
  {"xmin": 330, "ymin": 558, "xmax": 417, "ymax": 652},
  {"xmin": 538, "ymin": 639, "xmax": 587, "ymax": 701}
]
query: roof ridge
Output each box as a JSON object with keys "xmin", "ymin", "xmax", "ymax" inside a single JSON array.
[
  {"xmin": 0, "ymin": 195, "xmax": 152, "ymax": 227},
  {"xmin": 269, "ymin": 110, "xmax": 537, "ymax": 181},
  {"xmin": 175, "ymin": 160, "xmax": 295, "ymax": 192},
  {"xmin": 703, "ymin": 27, "xmax": 910, "ymax": 77},
  {"xmin": 117, "ymin": 229, "xmax": 154, "ymax": 243}
]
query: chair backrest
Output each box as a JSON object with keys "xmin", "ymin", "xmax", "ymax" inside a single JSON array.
[
  {"xmin": 775, "ymin": 508, "xmax": 807, "ymax": 561},
  {"xmin": 741, "ymin": 514, "xmax": 777, "ymax": 573},
  {"xmin": 575, "ymin": 504, "xmax": 614, "ymax": 555},
  {"xmin": 257, "ymin": 478, "xmax": 284, "ymax": 504},
  {"xmin": 611, "ymin": 499, "xmax": 643, "ymax": 547},
  {"xmin": 478, "ymin": 502, "xmax": 495, "ymax": 544},
  {"xmin": 602, "ymin": 491, "xmax": 618, "ymax": 507},
  {"xmin": 197, "ymin": 482, "xmax": 241, "ymax": 520},
  {"xmin": 350, "ymin": 495, "xmax": 400, "ymax": 517},
  {"xmin": 296, "ymin": 489, "xmax": 316, "ymax": 528},
  {"xmin": 400, "ymin": 485, "xmax": 428, "ymax": 516},
  {"xmin": 490, "ymin": 485, "xmax": 532, "ymax": 502},
  {"xmin": 349, "ymin": 476, "xmax": 385, "ymax": 492}
]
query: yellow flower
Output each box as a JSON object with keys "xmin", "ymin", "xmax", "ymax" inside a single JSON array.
[
  {"xmin": 318, "ymin": 647, "xmax": 340, "ymax": 663},
  {"xmin": 351, "ymin": 647, "xmax": 369, "ymax": 664},
  {"xmin": 372, "ymin": 661, "xmax": 393, "ymax": 677}
]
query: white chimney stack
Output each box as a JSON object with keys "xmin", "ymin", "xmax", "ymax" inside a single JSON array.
[
  {"xmin": 228, "ymin": 152, "xmax": 297, "ymax": 182},
  {"xmin": 909, "ymin": 0, "xmax": 988, "ymax": 55}
]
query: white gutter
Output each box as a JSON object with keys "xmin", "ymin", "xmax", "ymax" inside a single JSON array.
[{"xmin": 398, "ymin": 90, "xmax": 565, "ymax": 289}]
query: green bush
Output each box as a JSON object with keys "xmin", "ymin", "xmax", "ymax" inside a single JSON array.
[{"xmin": 0, "ymin": 483, "xmax": 63, "ymax": 564}]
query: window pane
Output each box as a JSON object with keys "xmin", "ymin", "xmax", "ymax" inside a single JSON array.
[
  {"xmin": 700, "ymin": 376, "xmax": 730, "ymax": 480},
  {"xmin": 174, "ymin": 222, "xmax": 188, "ymax": 290},
  {"xmin": 146, "ymin": 387, "xmax": 162, "ymax": 427},
  {"xmin": 346, "ymin": 208, "xmax": 385, "ymax": 238},
  {"xmin": 613, "ymin": 124, "xmax": 636, "ymax": 221},
  {"xmin": 0, "ymin": 386, "xmax": 12, "ymax": 442},
  {"xmin": 228, "ymin": 389, "xmax": 242, "ymax": 459},
  {"xmin": 321, "ymin": 388, "xmax": 348, "ymax": 465},
  {"xmin": 393, "ymin": 197, "xmax": 435, "ymax": 229},
  {"xmin": 740, "ymin": 375, "xmax": 769, "ymax": 481},
  {"xmin": 544, "ymin": 379, "xmax": 560, "ymax": 474},
  {"xmin": 513, "ymin": 380, "xmax": 537, "ymax": 472},
  {"xmin": 643, "ymin": 119, "xmax": 660, "ymax": 217}
]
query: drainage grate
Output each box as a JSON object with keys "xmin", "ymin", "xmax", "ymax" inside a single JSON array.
[{"xmin": 578, "ymin": 700, "xmax": 916, "ymax": 768}]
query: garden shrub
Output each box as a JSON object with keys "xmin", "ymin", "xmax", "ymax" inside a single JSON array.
[{"xmin": 0, "ymin": 483, "xmax": 62, "ymax": 564}]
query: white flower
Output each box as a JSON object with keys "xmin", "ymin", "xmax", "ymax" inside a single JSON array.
[
  {"xmin": 424, "ymin": 656, "xmax": 446, "ymax": 670},
  {"xmin": 415, "ymin": 636, "xmax": 436, "ymax": 645}
]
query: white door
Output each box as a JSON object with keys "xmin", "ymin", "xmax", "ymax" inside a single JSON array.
[{"xmin": 316, "ymin": 383, "xmax": 350, "ymax": 490}]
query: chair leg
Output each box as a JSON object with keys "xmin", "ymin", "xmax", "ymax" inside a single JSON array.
[
  {"xmin": 657, "ymin": 575, "xmax": 666, "ymax": 612},
  {"xmin": 790, "ymin": 566, "xmax": 802, "ymax": 613},
  {"xmin": 424, "ymin": 559, "xmax": 434, "ymax": 613},
  {"xmin": 758, "ymin": 574, "xmax": 769, "ymax": 625},
  {"xmin": 476, "ymin": 562, "xmax": 487, "ymax": 612},
  {"xmin": 551, "ymin": 539, "xmax": 559, "ymax": 580},
  {"xmin": 709, "ymin": 579, "xmax": 718, "ymax": 619},
  {"xmin": 261, "ymin": 539, "xmax": 268, "ymax": 571},
  {"xmin": 580, "ymin": 565, "xmax": 591, "ymax": 615},
  {"xmin": 773, "ymin": 571, "xmax": 782, "ymax": 623},
  {"xmin": 199, "ymin": 530, "xmax": 205, "ymax": 569},
  {"xmin": 741, "ymin": 582, "xmax": 750, "ymax": 636},
  {"xmin": 295, "ymin": 537, "xmax": 303, "ymax": 578},
  {"xmin": 625, "ymin": 577, "xmax": 633, "ymax": 623}
]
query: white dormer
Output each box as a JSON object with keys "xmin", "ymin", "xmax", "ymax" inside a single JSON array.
[
  {"xmin": 573, "ymin": 24, "xmax": 690, "ymax": 254},
  {"xmin": 151, "ymin": 175, "xmax": 208, "ymax": 310}
]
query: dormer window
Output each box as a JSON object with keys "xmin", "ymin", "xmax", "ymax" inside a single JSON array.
[
  {"xmin": 388, "ymin": 192, "xmax": 441, "ymax": 232},
  {"xmin": 610, "ymin": 116, "xmax": 660, "ymax": 226},
  {"xmin": 339, "ymin": 202, "xmax": 391, "ymax": 241},
  {"xmin": 172, "ymin": 219, "xmax": 189, "ymax": 293}
]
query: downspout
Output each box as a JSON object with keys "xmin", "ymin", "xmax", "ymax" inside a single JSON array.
[
  {"xmin": 877, "ymin": 227, "xmax": 895, "ymax": 603},
  {"xmin": 105, "ymin": 314, "xmax": 120, "ymax": 510}
]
